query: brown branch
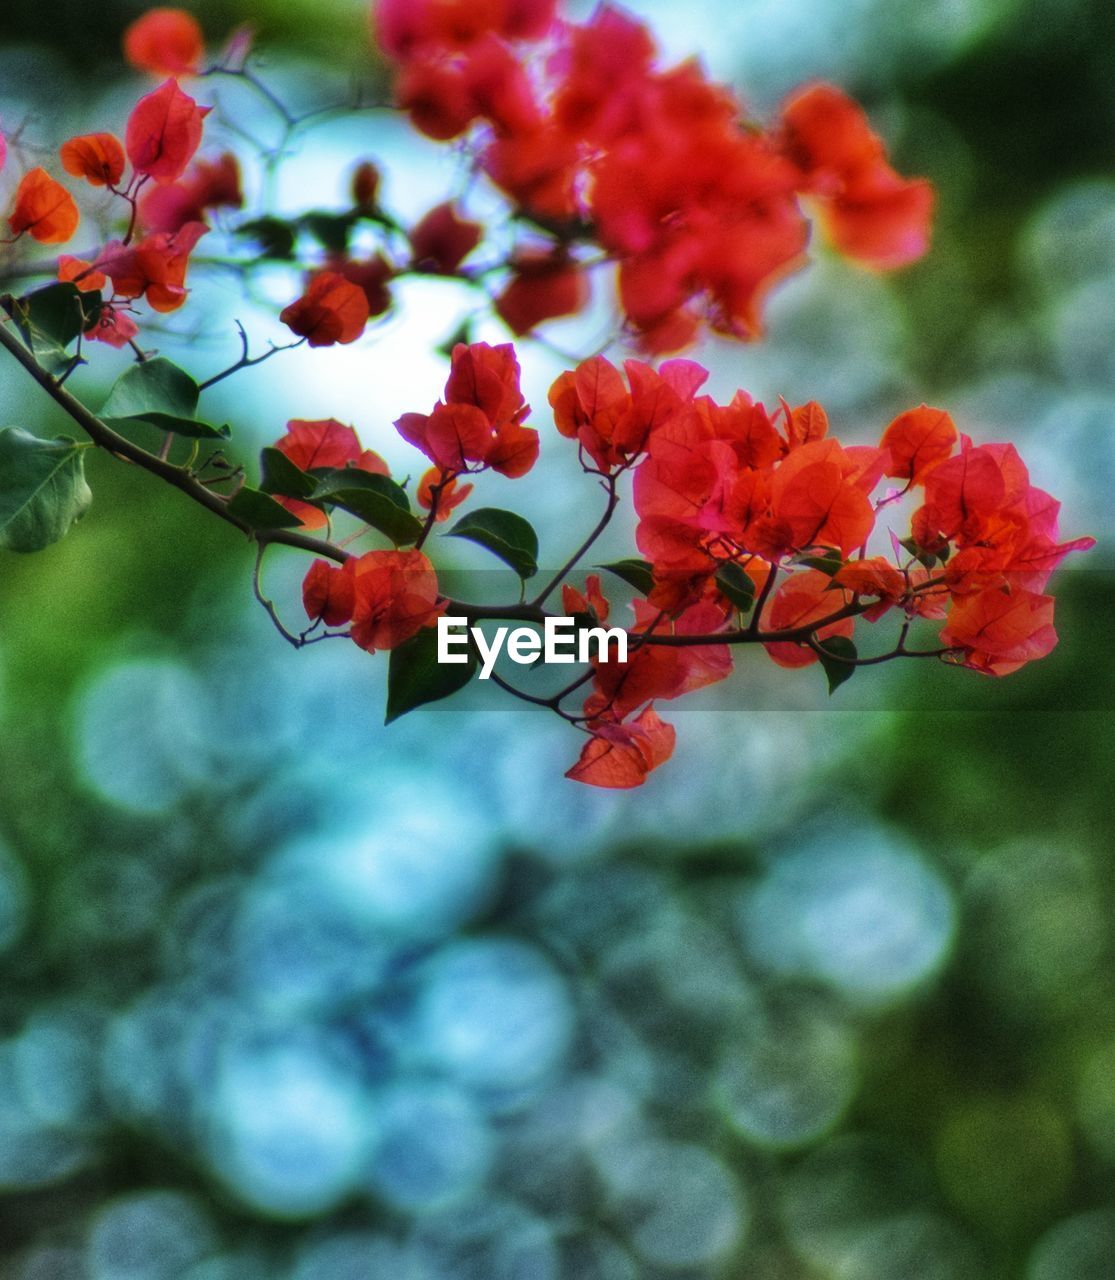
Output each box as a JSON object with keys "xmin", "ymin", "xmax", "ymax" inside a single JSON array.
[{"xmin": 0, "ymin": 317, "xmax": 349, "ymax": 566}]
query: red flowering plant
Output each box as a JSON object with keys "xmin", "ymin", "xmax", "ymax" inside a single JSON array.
[{"xmin": 0, "ymin": 2, "xmax": 1093, "ymax": 787}]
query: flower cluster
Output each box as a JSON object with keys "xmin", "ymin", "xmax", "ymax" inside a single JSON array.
[
  {"xmin": 0, "ymin": 5, "xmax": 1094, "ymax": 792},
  {"xmin": 373, "ymin": 0, "xmax": 934, "ymax": 349},
  {"xmin": 275, "ymin": 342, "xmax": 1091, "ymax": 789}
]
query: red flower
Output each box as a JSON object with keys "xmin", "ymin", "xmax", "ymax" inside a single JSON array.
[
  {"xmin": 302, "ymin": 559, "xmax": 357, "ymax": 628},
  {"xmin": 495, "ymin": 250, "xmax": 588, "ymax": 335},
  {"xmin": 780, "ymin": 83, "xmax": 934, "ymax": 270},
  {"xmin": 940, "ymin": 585, "xmax": 1058, "ymax": 676},
  {"xmin": 762, "ymin": 570, "xmax": 855, "ymax": 669},
  {"xmin": 57, "ymin": 255, "xmax": 106, "ymax": 293},
  {"xmin": 280, "ymin": 271, "xmax": 370, "ymax": 346},
  {"xmin": 125, "ymin": 79, "xmax": 211, "ymax": 185},
  {"xmin": 85, "ymin": 305, "xmax": 140, "ymax": 349},
  {"xmin": 124, "ymin": 8, "xmax": 205, "ymax": 77},
  {"xmin": 138, "ymin": 152, "xmax": 242, "ymax": 233},
  {"xmin": 566, "ymin": 704, "xmax": 675, "ymax": 789},
  {"xmin": 881, "ymin": 405, "xmax": 957, "ymax": 483},
  {"xmin": 95, "ymin": 220, "xmax": 209, "ymax": 312},
  {"xmin": 409, "ymin": 202, "xmax": 483, "ymax": 274},
  {"xmin": 550, "ymin": 354, "xmax": 707, "ymax": 473},
  {"xmin": 8, "ymin": 168, "xmax": 79, "ymax": 244},
  {"xmin": 395, "ymin": 342, "xmax": 538, "ymax": 478},
  {"xmin": 325, "ymin": 254, "xmax": 393, "ymax": 319},
  {"xmin": 416, "ymin": 467, "xmax": 473, "ymax": 521},
  {"xmin": 348, "ymin": 549, "xmax": 444, "ymax": 652},
  {"xmin": 588, "ymin": 598, "xmax": 732, "ymax": 722},
  {"xmin": 60, "ymin": 133, "xmax": 126, "ymax": 188}
]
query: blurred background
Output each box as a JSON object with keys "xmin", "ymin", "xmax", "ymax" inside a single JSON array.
[{"xmin": 0, "ymin": 0, "xmax": 1114, "ymax": 1277}]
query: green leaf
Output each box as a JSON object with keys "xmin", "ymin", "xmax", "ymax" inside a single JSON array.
[
  {"xmin": 0, "ymin": 427, "xmax": 92, "ymax": 552},
  {"xmin": 21, "ymin": 282, "xmax": 100, "ymax": 348},
  {"xmin": 101, "ymin": 413, "xmax": 230, "ymax": 440},
  {"xmin": 310, "ymin": 470, "xmax": 424, "ymax": 546},
  {"xmin": 235, "ymin": 216, "xmax": 297, "ymax": 260},
  {"xmin": 898, "ymin": 535, "xmax": 937, "ymax": 569},
  {"xmin": 260, "ymin": 447, "xmax": 317, "ymax": 499},
  {"xmin": 598, "ymin": 558, "xmax": 656, "ymax": 596},
  {"xmin": 101, "ymin": 357, "xmax": 200, "ymax": 420},
  {"xmin": 447, "ymin": 507, "xmax": 538, "ymax": 579},
  {"xmin": 797, "ymin": 549, "xmax": 844, "ymax": 576},
  {"xmin": 816, "ymin": 635, "xmax": 858, "ymax": 696},
  {"xmin": 4, "ymin": 283, "xmax": 101, "ymax": 374},
  {"xmin": 227, "ymin": 486, "xmax": 304, "ymax": 530},
  {"xmin": 100, "ymin": 359, "xmax": 230, "ymax": 438},
  {"xmin": 301, "ymin": 211, "xmax": 357, "ymax": 254},
  {"xmin": 386, "ymin": 625, "xmax": 476, "ymax": 723},
  {"xmin": 715, "ymin": 562, "xmax": 756, "ymax": 613}
]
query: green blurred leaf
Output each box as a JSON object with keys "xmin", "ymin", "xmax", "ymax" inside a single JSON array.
[
  {"xmin": 235, "ymin": 216, "xmax": 297, "ymax": 260},
  {"xmin": 311, "ymin": 469, "xmax": 423, "ymax": 546},
  {"xmin": 260, "ymin": 446, "xmax": 317, "ymax": 499},
  {"xmin": 0, "ymin": 427, "xmax": 92, "ymax": 552},
  {"xmin": 386, "ymin": 625, "xmax": 476, "ymax": 723},
  {"xmin": 816, "ymin": 635, "xmax": 857, "ymax": 695},
  {"xmin": 227, "ymin": 486, "xmax": 304, "ymax": 530},
  {"xmin": 598, "ymin": 558, "xmax": 655, "ymax": 596},
  {"xmin": 448, "ymin": 507, "xmax": 538, "ymax": 579},
  {"xmin": 301, "ymin": 211, "xmax": 357, "ymax": 254},
  {"xmin": 715, "ymin": 561, "xmax": 756, "ymax": 612}
]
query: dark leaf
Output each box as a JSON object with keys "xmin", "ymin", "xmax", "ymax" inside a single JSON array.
[
  {"xmin": 816, "ymin": 635, "xmax": 858, "ymax": 695},
  {"xmin": 386, "ymin": 625, "xmax": 476, "ymax": 723},
  {"xmin": 227, "ymin": 486, "xmax": 304, "ymax": 530},
  {"xmin": 447, "ymin": 507, "xmax": 538, "ymax": 579},
  {"xmin": 598, "ymin": 558, "xmax": 656, "ymax": 596},
  {"xmin": 715, "ymin": 561, "xmax": 756, "ymax": 612}
]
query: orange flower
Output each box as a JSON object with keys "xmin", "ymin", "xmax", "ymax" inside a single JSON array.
[
  {"xmin": 416, "ymin": 467, "xmax": 473, "ymax": 521},
  {"xmin": 763, "ymin": 569, "xmax": 855, "ymax": 669},
  {"xmin": 60, "ymin": 133, "xmax": 126, "ymax": 187},
  {"xmin": 280, "ymin": 272, "xmax": 370, "ymax": 347},
  {"xmin": 347, "ymin": 549, "xmax": 443, "ymax": 652},
  {"xmin": 124, "ymin": 8, "xmax": 205, "ymax": 78},
  {"xmin": 881, "ymin": 405, "xmax": 957, "ymax": 483},
  {"xmin": 8, "ymin": 168, "xmax": 79, "ymax": 244},
  {"xmin": 566, "ymin": 704, "xmax": 676, "ymax": 789},
  {"xmin": 126, "ymin": 79, "xmax": 210, "ymax": 184},
  {"xmin": 941, "ymin": 585, "xmax": 1057, "ymax": 677},
  {"xmin": 58, "ymin": 255, "xmax": 107, "ymax": 293},
  {"xmin": 302, "ymin": 560, "xmax": 357, "ymax": 628}
]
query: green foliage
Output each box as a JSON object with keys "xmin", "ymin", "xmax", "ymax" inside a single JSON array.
[
  {"xmin": 310, "ymin": 470, "xmax": 424, "ymax": 546},
  {"xmin": 227, "ymin": 487, "xmax": 304, "ymax": 530},
  {"xmin": 386, "ymin": 625, "xmax": 476, "ymax": 722},
  {"xmin": 448, "ymin": 507, "xmax": 539, "ymax": 579},
  {"xmin": 816, "ymin": 635, "xmax": 858, "ymax": 695},
  {"xmin": 0, "ymin": 427, "xmax": 92, "ymax": 552},
  {"xmin": 100, "ymin": 358, "xmax": 230, "ymax": 439},
  {"xmin": 5, "ymin": 282, "xmax": 101, "ymax": 374},
  {"xmin": 598, "ymin": 558, "xmax": 656, "ymax": 596},
  {"xmin": 715, "ymin": 562, "xmax": 757, "ymax": 612}
]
